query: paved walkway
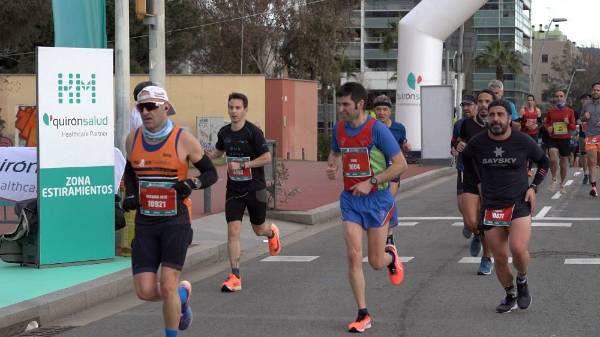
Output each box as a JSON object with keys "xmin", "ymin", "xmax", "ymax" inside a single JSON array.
[{"xmin": 189, "ymin": 161, "xmax": 441, "ymax": 217}]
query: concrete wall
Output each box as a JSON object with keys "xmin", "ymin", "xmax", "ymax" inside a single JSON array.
[
  {"xmin": 0, "ymin": 74, "xmax": 266, "ymax": 142},
  {"xmin": 265, "ymin": 79, "xmax": 317, "ymax": 161}
]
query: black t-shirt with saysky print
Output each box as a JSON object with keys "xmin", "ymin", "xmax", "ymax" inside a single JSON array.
[{"xmin": 462, "ymin": 130, "xmax": 545, "ymax": 209}]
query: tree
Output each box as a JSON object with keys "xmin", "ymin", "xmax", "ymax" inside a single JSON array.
[
  {"xmin": 0, "ymin": 0, "xmax": 54, "ymax": 73},
  {"xmin": 543, "ymin": 46, "xmax": 600, "ymax": 105},
  {"xmin": 474, "ymin": 39, "xmax": 523, "ymax": 81}
]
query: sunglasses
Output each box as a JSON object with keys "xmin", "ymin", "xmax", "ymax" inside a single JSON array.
[{"xmin": 137, "ymin": 102, "xmax": 165, "ymax": 111}]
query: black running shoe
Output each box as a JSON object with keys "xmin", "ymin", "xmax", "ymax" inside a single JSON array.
[
  {"xmin": 496, "ymin": 294, "xmax": 518, "ymax": 313},
  {"xmin": 590, "ymin": 187, "xmax": 598, "ymax": 197},
  {"xmin": 583, "ymin": 175, "xmax": 589, "ymax": 185},
  {"xmin": 516, "ymin": 281, "xmax": 532, "ymax": 309}
]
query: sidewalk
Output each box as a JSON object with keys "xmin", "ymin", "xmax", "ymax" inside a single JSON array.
[
  {"xmin": 0, "ymin": 164, "xmax": 453, "ymax": 336},
  {"xmin": 188, "ymin": 161, "xmax": 443, "ymax": 218}
]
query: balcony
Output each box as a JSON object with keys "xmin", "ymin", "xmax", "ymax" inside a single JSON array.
[
  {"xmin": 365, "ymin": 17, "xmax": 399, "ymax": 29},
  {"xmin": 364, "ymin": 48, "xmax": 398, "ymax": 60},
  {"xmin": 474, "ymin": 17, "xmax": 516, "ymax": 28},
  {"xmin": 365, "ymin": 0, "xmax": 415, "ymax": 11}
]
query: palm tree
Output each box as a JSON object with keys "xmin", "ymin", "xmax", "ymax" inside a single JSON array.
[{"xmin": 474, "ymin": 39, "xmax": 523, "ymax": 81}]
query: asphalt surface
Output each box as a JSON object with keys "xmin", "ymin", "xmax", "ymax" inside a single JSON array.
[{"xmin": 39, "ymin": 167, "xmax": 600, "ymax": 337}]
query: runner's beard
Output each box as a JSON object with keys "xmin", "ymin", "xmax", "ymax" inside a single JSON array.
[{"xmin": 489, "ymin": 121, "xmax": 508, "ymax": 135}]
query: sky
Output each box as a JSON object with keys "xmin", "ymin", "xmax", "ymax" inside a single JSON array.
[{"xmin": 531, "ymin": 0, "xmax": 600, "ymax": 47}]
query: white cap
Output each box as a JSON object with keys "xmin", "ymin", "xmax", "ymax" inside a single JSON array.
[{"xmin": 137, "ymin": 85, "xmax": 176, "ymax": 115}]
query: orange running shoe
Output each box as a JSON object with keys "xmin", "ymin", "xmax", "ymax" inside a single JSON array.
[
  {"xmin": 268, "ymin": 224, "xmax": 282, "ymax": 256},
  {"xmin": 385, "ymin": 244, "xmax": 404, "ymax": 285},
  {"xmin": 221, "ymin": 274, "xmax": 242, "ymax": 292},
  {"xmin": 347, "ymin": 314, "xmax": 372, "ymax": 333}
]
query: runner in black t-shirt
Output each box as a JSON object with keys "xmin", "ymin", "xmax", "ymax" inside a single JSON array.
[
  {"xmin": 207, "ymin": 92, "xmax": 282, "ymax": 292},
  {"xmin": 463, "ymin": 100, "xmax": 549, "ymax": 313},
  {"xmin": 454, "ymin": 89, "xmax": 495, "ymax": 275}
]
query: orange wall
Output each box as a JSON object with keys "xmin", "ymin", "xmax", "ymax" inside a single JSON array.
[
  {"xmin": 265, "ymin": 79, "xmax": 317, "ymax": 160},
  {"xmin": 0, "ymin": 74, "xmax": 266, "ymax": 142}
]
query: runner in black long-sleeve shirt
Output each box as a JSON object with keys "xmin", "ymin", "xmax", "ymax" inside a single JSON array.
[{"xmin": 463, "ymin": 100, "xmax": 549, "ymax": 314}]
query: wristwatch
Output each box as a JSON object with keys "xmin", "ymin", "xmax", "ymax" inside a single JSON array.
[
  {"xmin": 528, "ymin": 183, "xmax": 538, "ymax": 193},
  {"xmin": 369, "ymin": 176, "xmax": 378, "ymax": 185}
]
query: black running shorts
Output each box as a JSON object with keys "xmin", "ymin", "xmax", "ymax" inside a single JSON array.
[
  {"xmin": 548, "ymin": 138, "xmax": 571, "ymax": 157},
  {"xmin": 461, "ymin": 170, "xmax": 480, "ymax": 195},
  {"xmin": 456, "ymin": 170, "xmax": 464, "ymax": 195},
  {"xmin": 225, "ymin": 189, "xmax": 267, "ymax": 225},
  {"xmin": 131, "ymin": 222, "xmax": 193, "ymax": 274},
  {"xmin": 481, "ymin": 200, "xmax": 531, "ymax": 231}
]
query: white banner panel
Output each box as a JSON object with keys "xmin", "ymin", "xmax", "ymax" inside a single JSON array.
[
  {"xmin": 0, "ymin": 147, "xmax": 37, "ymax": 202},
  {"xmin": 37, "ymin": 47, "xmax": 114, "ymax": 168},
  {"xmin": 0, "ymin": 147, "xmax": 125, "ymax": 203},
  {"xmin": 420, "ymin": 86, "xmax": 453, "ymax": 161}
]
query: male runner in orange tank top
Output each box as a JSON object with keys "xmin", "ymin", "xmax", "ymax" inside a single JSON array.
[{"xmin": 123, "ymin": 85, "xmax": 218, "ymax": 337}]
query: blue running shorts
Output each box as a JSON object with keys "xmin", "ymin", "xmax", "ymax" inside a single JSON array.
[{"xmin": 340, "ymin": 189, "xmax": 396, "ymax": 230}]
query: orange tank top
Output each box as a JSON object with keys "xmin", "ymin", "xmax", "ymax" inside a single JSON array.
[
  {"xmin": 521, "ymin": 107, "xmax": 539, "ymax": 135},
  {"xmin": 129, "ymin": 127, "xmax": 192, "ymax": 223}
]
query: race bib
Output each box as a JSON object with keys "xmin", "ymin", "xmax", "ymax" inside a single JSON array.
[
  {"xmin": 341, "ymin": 147, "xmax": 371, "ymax": 177},
  {"xmin": 553, "ymin": 121, "xmax": 568, "ymax": 135},
  {"xmin": 586, "ymin": 135, "xmax": 600, "ymax": 145},
  {"xmin": 227, "ymin": 156, "xmax": 252, "ymax": 181},
  {"xmin": 139, "ymin": 181, "xmax": 177, "ymax": 216},
  {"xmin": 483, "ymin": 205, "xmax": 515, "ymax": 227}
]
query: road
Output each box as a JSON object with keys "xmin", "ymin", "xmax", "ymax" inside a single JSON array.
[{"xmin": 34, "ymin": 168, "xmax": 600, "ymax": 337}]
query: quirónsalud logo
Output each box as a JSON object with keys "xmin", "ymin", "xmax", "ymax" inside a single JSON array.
[
  {"xmin": 42, "ymin": 113, "xmax": 108, "ymax": 129},
  {"xmin": 57, "ymin": 73, "xmax": 97, "ymax": 104},
  {"xmin": 407, "ymin": 72, "xmax": 423, "ymax": 90}
]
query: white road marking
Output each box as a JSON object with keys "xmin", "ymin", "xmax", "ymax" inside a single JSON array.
[
  {"xmin": 398, "ymin": 216, "xmax": 600, "ymax": 221},
  {"xmin": 459, "ymin": 257, "xmax": 512, "ymax": 263},
  {"xmin": 397, "ymin": 222, "xmax": 418, "ymax": 226},
  {"xmin": 564, "ymin": 258, "xmax": 600, "ymax": 265},
  {"xmin": 398, "ymin": 216, "xmax": 462, "ymax": 220},
  {"xmin": 363, "ymin": 256, "xmax": 414, "ymax": 263},
  {"xmin": 551, "ymin": 192, "xmax": 562, "ymax": 199},
  {"xmin": 453, "ymin": 221, "xmax": 570, "ymax": 227},
  {"xmin": 539, "ymin": 217, "xmax": 600, "ymax": 221},
  {"xmin": 565, "ymin": 180, "xmax": 574, "ymax": 186},
  {"xmin": 534, "ymin": 206, "xmax": 552, "ymax": 218},
  {"xmin": 574, "ymin": 171, "xmax": 581, "ymax": 176},
  {"xmin": 261, "ymin": 256, "xmax": 319, "ymax": 262},
  {"xmin": 531, "ymin": 222, "xmax": 572, "ymax": 227}
]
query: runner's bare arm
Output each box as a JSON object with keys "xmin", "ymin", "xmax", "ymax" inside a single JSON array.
[
  {"xmin": 227, "ymin": 151, "xmax": 271, "ymax": 170},
  {"xmin": 174, "ymin": 131, "xmax": 218, "ymax": 193},
  {"xmin": 373, "ymin": 152, "xmax": 407, "ymax": 184},
  {"xmin": 326, "ymin": 151, "xmax": 341, "ymax": 180},
  {"xmin": 206, "ymin": 148, "xmax": 225, "ymax": 159}
]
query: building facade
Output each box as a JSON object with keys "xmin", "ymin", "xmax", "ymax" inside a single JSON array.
[
  {"xmin": 531, "ymin": 25, "xmax": 580, "ymax": 104},
  {"xmin": 472, "ymin": 0, "xmax": 532, "ymax": 108}
]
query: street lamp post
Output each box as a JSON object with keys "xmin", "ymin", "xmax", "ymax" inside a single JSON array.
[
  {"xmin": 531, "ymin": 17, "xmax": 567, "ymax": 94},
  {"xmin": 566, "ymin": 68, "xmax": 586, "ymax": 100}
]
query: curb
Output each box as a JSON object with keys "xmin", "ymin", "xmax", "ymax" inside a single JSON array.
[
  {"xmin": 0, "ymin": 241, "xmax": 231, "ymax": 336},
  {"xmin": 267, "ymin": 166, "xmax": 455, "ymax": 225},
  {"xmin": 0, "ymin": 166, "xmax": 454, "ymax": 335}
]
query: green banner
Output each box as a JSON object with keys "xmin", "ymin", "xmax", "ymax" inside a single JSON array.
[
  {"xmin": 52, "ymin": 0, "xmax": 107, "ymax": 48},
  {"xmin": 39, "ymin": 166, "xmax": 114, "ymax": 265}
]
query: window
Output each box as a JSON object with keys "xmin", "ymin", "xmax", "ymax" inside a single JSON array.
[{"xmin": 541, "ymin": 54, "xmax": 548, "ymax": 63}]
